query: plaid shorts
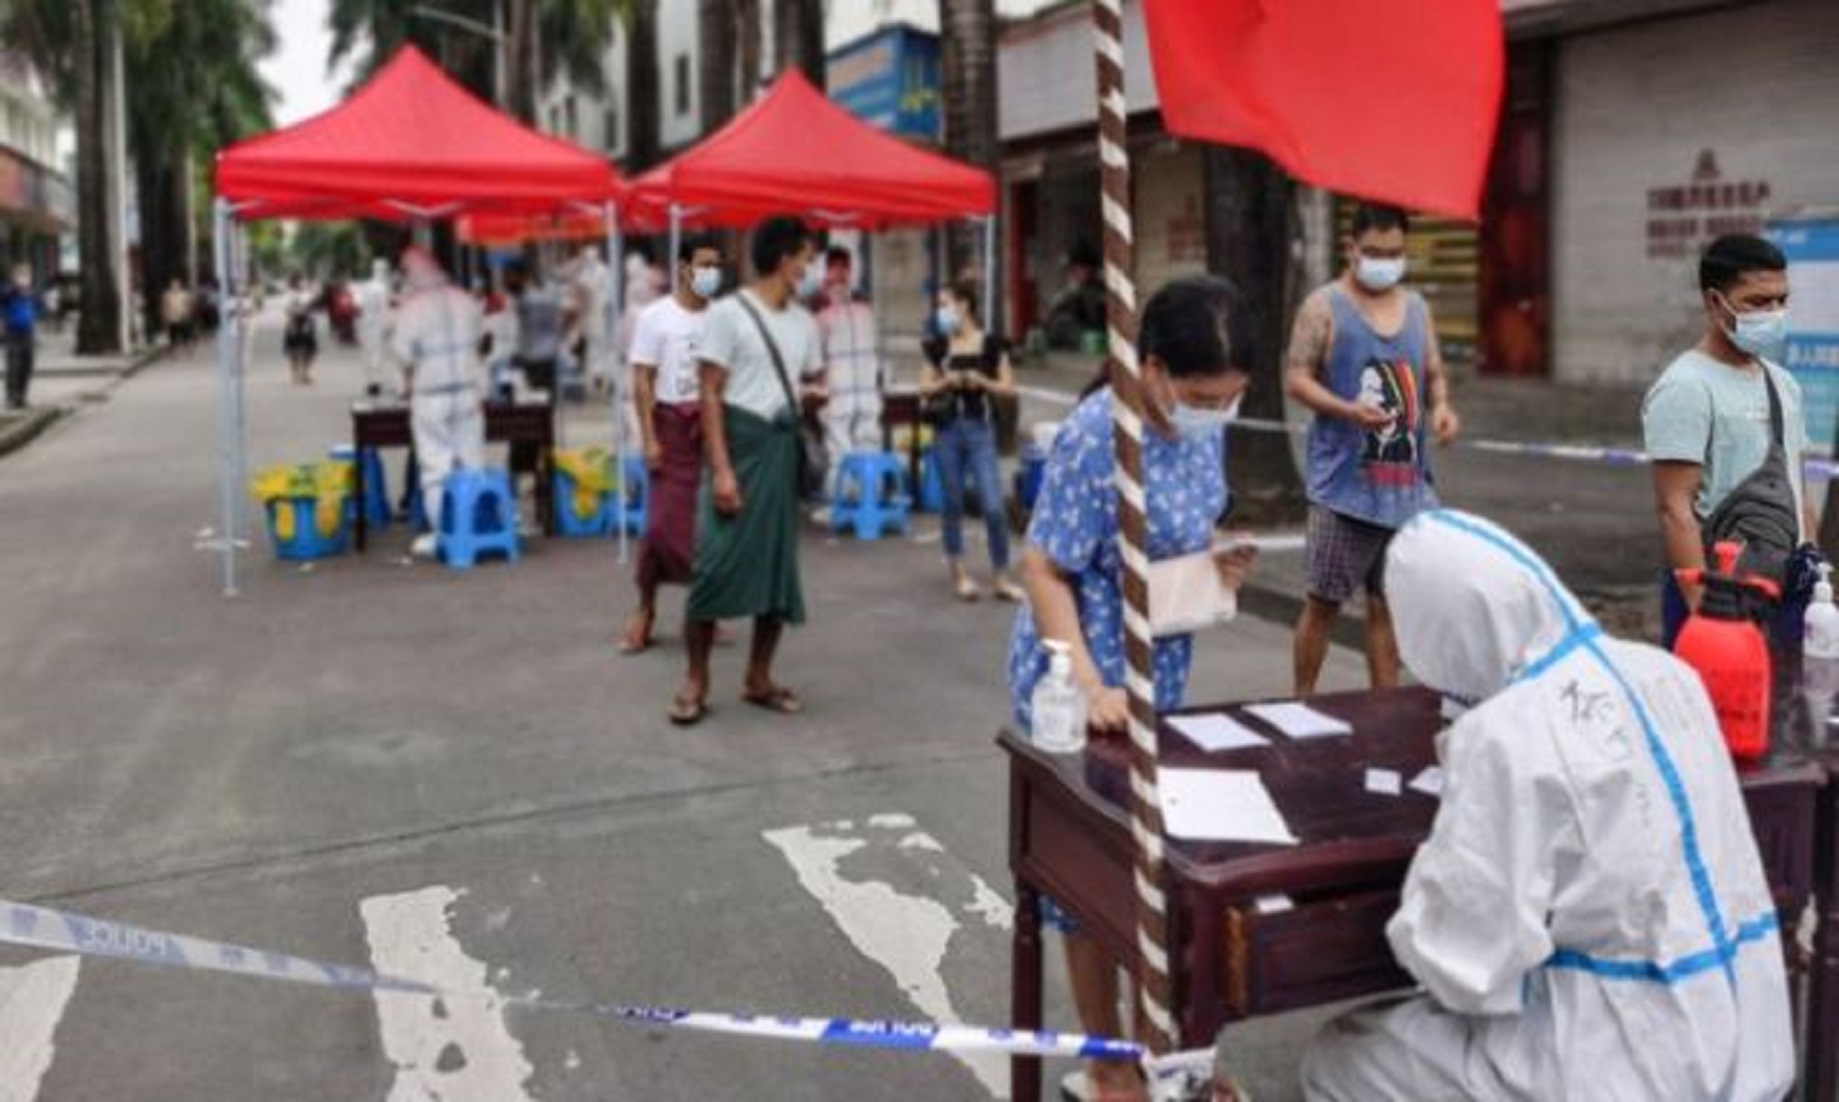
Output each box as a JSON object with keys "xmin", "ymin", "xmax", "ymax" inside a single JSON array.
[{"xmin": 1305, "ymin": 504, "xmax": 1396, "ymax": 604}]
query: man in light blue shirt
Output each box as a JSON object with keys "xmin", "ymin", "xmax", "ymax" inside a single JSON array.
[{"xmin": 1642, "ymin": 233, "xmax": 1814, "ymax": 644}]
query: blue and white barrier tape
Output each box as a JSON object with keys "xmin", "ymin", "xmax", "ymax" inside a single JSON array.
[
  {"xmin": 1015, "ymin": 386, "xmax": 1839, "ymax": 482},
  {"xmin": 0, "ymin": 897, "xmax": 1141, "ymax": 1062}
]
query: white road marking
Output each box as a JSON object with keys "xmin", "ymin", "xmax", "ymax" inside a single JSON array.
[
  {"xmin": 360, "ymin": 886, "xmax": 536, "ymax": 1102},
  {"xmin": 0, "ymin": 955, "xmax": 80, "ymax": 1102},
  {"xmin": 765, "ymin": 814, "xmax": 1015, "ymax": 1099}
]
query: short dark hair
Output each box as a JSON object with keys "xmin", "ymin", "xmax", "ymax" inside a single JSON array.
[
  {"xmin": 1351, "ymin": 203, "xmax": 1410, "ymax": 238},
  {"xmin": 1700, "ymin": 233, "xmax": 1786, "ymax": 293},
  {"xmin": 825, "ymin": 246, "xmax": 852, "ymax": 268},
  {"xmin": 677, "ymin": 234, "xmax": 718, "ymax": 266},
  {"xmin": 1138, "ymin": 275, "xmax": 1250, "ymax": 379},
  {"xmin": 751, "ymin": 215, "xmax": 815, "ymax": 277}
]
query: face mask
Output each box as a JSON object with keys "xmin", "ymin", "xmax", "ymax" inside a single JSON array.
[
  {"xmin": 1355, "ymin": 255, "xmax": 1407, "ymax": 293},
  {"xmin": 792, "ymin": 262, "xmax": 823, "ymax": 299},
  {"xmin": 690, "ymin": 266, "xmax": 721, "ymax": 300},
  {"xmin": 1162, "ymin": 383, "xmax": 1241, "ymax": 439},
  {"xmin": 936, "ymin": 306, "xmax": 961, "ymax": 335},
  {"xmin": 1719, "ymin": 293, "xmax": 1788, "ymax": 356}
]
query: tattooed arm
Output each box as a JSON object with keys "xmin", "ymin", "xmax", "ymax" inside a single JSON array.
[{"xmin": 1283, "ymin": 288, "xmax": 1391, "ymax": 429}]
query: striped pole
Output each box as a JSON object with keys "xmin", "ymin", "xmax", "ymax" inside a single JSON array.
[{"xmin": 1093, "ymin": 0, "xmax": 1175, "ymax": 1056}]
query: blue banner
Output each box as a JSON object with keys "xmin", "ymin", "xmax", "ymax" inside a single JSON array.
[{"xmin": 1768, "ymin": 219, "xmax": 1839, "ymax": 453}]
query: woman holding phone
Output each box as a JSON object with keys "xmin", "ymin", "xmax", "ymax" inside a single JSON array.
[
  {"xmin": 920, "ymin": 279, "xmax": 1024, "ymax": 602},
  {"xmin": 1008, "ymin": 275, "xmax": 1257, "ymax": 1101}
]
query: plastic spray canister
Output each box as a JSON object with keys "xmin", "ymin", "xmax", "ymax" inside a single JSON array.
[
  {"xmin": 1673, "ymin": 541, "xmax": 1780, "ymax": 761},
  {"xmin": 1031, "ymin": 639, "xmax": 1088, "ymax": 754},
  {"xmin": 1801, "ymin": 562, "xmax": 1839, "ymax": 744}
]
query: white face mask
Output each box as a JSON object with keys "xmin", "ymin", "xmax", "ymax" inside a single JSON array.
[
  {"xmin": 792, "ymin": 261, "xmax": 822, "ymax": 299},
  {"xmin": 1161, "ymin": 382, "xmax": 1241, "ymax": 440},
  {"xmin": 689, "ymin": 266, "xmax": 721, "ymax": 300},
  {"xmin": 1717, "ymin": 292, "xmax": 1788, "ymax": 357},
  {"xmin": 1355, "ymin": 255, "xmax": 1407, "ymax": 293},
  {"xmin": 936, "ymin": 305, "xmax": 961, "ymax": 335}
]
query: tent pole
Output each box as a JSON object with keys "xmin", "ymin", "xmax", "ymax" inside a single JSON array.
[
  {"xmin": 211, "ymin": 197, "xmax": 238, "ymax": 597},
  {"xmin": 605, "ymin": 199, "xmax": 628, "ymax": 564},
  {"xmin": 231, "ymin": 215, "xmax": 251, "ymax": 566},
  {"xmin": 980, "ymin": 214, "xmax": 996, "ymax": 335}
]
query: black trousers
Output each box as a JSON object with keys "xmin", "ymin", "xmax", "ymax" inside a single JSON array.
[{"xmin": 5, "ymin": 331, "xmax": 32, "ymax": 409}]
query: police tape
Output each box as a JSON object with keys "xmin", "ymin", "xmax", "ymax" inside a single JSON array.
[
  {"xmin": 0, "ymin": 897, "xmax": 1142, "ymax": 1063},
  {"xmin": 1013, "ymin": 387, "xmax": 1839, "ymax": 482}
]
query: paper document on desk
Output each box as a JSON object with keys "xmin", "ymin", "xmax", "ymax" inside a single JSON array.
[
  {"xmin": 1409, "ymin": 766, "xmax": 1446, "ymax": 797},
  {"xmin": 1160, "ymin": 769, "xmax": 1298, "ymax": 845},
  {"xmin": 1245, "ymin": 701, "xmax": 1354, "ymax": 739},
  {"xmin": 1168, "ymin": 713, "xmax": 1269, "ymax": 753}
]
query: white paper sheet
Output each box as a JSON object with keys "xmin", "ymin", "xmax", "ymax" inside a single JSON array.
[
  {"xmin": 1364, "ymin": 768, "xmax": 1403, "ymax": 797},
  {"xmin": 1245, "ymin": 701, "xmax": 1354, "ymax": 739},
  {"xmin": 1409, "ymin": 766, "xmax": 1446, "ymax": 797},
  {"xmin": 1168, "ymin": 713, "xmax": 1270, "ymax": 753},
  {"xmin": 1214, "ymin": 532, "xmax": 1308, "ymax": 556},
  {"xmin": 1160, "ymin": 768, "xmax": 1298, "ymax": 845},
  {"xmin": 1254, "ymin": 894, "xmax": 1295, "ymax": 914}
]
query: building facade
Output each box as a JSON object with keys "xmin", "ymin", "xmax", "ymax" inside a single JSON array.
[{"xmin": 0, "ymin": 52, "xmax": 71, "ymax": 280}]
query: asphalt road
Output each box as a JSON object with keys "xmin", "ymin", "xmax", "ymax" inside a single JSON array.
[{"xmin": 0, "ymin": 315, "xmax": 1383, "ymax": 1100}]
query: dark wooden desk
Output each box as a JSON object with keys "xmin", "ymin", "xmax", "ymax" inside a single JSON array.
[
  {"xmin": 350, "ymin": 400, "xmax": 555, "ymax": 550},
  {"xmin": 1809, "ymin": 743, "xmax": 1839, "ymax": 1101},
  {"xmin": 1003, "ymin": 686, "xmax": 1827, "ymax": 1100}
]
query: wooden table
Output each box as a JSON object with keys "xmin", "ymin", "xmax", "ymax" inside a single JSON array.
[
  {"xmin": 1003, "ymin": 686, "xmax": 1828, "ymax": 1100},
  {"xmin": 350, "ymin": 400, "xmax": 556, "ymax": 551}
]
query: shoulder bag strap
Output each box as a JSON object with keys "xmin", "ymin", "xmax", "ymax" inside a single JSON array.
[
  {"xmin": 1759, "ymin": 362, "xmax": 1785, "ymax": 448},
  {"xmin": 733, "ymin": 293, "xmax": 799, "ymax": 416}
]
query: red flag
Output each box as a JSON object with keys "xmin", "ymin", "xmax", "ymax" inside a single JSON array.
[{"xmin": 1143, "ymin": 0, "xmax": 1504, "ymax": 218}]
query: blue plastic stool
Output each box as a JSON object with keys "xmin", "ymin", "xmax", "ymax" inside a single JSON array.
[
  {"xmin": 264, "ymin": 498, "xmax": 350, "ymax": 561},
  {"xmin": 917, "ymin": 447, "xmax": 946, "ymax": 514},
  {"xmin": 437, "ymin": 468, "xmax": 521, "ymax": 569},
  {"xmin": 552, "ymin": 465, "xmax": 615, "ymax": 537},
  {"xmin": 1014, "ymin": 442, "xmax": 1046, "ymax": 512},
  {"xmin": 329, "ymin": 444, "xmax": 391, "ymax": 531},
  {"xmin": 830, "ymin": 451, "xmax": 911, "ymax": 540},
  {"xmin": 615, "ymin": 453, "xmax": 648, "ymax": 536}
]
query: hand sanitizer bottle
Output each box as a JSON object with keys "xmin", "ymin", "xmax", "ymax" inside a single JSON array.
[
  {"xmin": 1031, "ymin": 640, "xmax": 1088, "ymax": 754},
  {"xmin": 1803, "ymin": 562, "xmax": 1839, "ymax": 746}
]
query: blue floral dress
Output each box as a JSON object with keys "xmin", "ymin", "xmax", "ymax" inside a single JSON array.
[{"xmin": 1009, "ymin": 387, "xmax": 1229, "ymax": 731}]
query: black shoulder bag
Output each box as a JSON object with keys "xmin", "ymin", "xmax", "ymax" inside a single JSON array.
[
  {"xmin": 1701, "ymin": 365, "xmax": 1800, "ymax": 593},
  {"xmin": 734, "ymin": 294, "xmax": 822, "ymax": 498}
]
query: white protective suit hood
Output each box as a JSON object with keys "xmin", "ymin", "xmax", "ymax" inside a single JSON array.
[{"xmin": 1386, "ymin": 508, "xmax": 1596, "ymax": 707}]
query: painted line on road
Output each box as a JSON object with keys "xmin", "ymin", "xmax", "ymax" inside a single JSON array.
[
  {"xmin": 0, "ymin": 956, "xmax": 80, "ymax": 1102},
  {"xmin": 765, "ymin": 813, "xmax": 1015, "ymax": 1099},
  {"xmin": 360, "ymin": 885, "xmax": 538, "ymax": 1102}
]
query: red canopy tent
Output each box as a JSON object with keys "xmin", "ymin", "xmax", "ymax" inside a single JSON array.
[
  {"xmin": 216, "ymin": 46, "xmax": 625, "ymax": 220},
  {"xmin": 629, "ymin": 70, "xmax": 995, "ymax": 228},
  {"xmin": 205, "ymin": 47, "xmax": 630, "ymax": 596}
]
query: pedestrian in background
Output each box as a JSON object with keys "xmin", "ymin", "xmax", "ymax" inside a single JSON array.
[
  {"xmin": 815, "ymin": 246, "xmax": 884, "ymax": 495},
  {"xmin": 1285, "ymin": 202, "xmax": 1459, "ymax": 696},
  {"xmin": 161, "ymin": 278, "xmax": 194, "ymax": 348},
  {"xmin": 3, "ymin": 264, "xmax": 39, "ymax": 410},
  {"xmin": 282, "ymin": 276, "xmax": 318, "ymax": 386},
  {"xmin": 670, "ymin": 216, "xmax": 825, "ymax": 726},
  {"xmin": 355, "ymin": 259, "xmax": 395, "ymax": 397},
  {"xmin": 624, "ymin": 235, "xmax": 723, "ymax": 655},
  {"xmin": 921, "ymin": 279, "xmax": 1023, "ymax": 602},
  {"xmin": 1643, "ymin": 232, "xmax": 1814, "ymax": 646}
]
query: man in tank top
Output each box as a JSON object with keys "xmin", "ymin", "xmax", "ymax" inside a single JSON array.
[{"xmin": 1285, "ymin": 203, "xmax": 1461, "ymax": 696}]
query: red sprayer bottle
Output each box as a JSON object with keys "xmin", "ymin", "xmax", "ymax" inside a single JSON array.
[{"xmin": 1673, "ymin": 541, "xmax": 1780, "ymax": 761}]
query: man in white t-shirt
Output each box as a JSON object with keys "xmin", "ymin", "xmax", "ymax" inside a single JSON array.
[
  {"xmin": 621, "ymin": 236, "xmax": 725, "ymax": 654},
  {"xmin": 669, "ymin": 216, "xmax": 826, "ymax": 725}
]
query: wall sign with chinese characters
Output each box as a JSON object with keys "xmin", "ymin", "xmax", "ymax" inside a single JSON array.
[{"xmin": 1646, "ymin": 150, "xmax": 1771, "ymax": 260}]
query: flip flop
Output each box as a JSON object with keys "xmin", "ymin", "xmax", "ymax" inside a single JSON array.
[
  {"xmin": 667, "ymin": 695, "xmax": 707, "ymax": 726},
  {"xmin": 742, "ymin": 686, "xmax": 804, "ymax": 715},
  {"xmin": 619, "ymin": 621, "xmax": 654, "ymax": 655}
]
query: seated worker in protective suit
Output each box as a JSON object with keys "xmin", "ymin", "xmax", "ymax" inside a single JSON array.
[{"xmin": 1245, "ymin": 508, "xmax": 1793, "ymax": 1102}]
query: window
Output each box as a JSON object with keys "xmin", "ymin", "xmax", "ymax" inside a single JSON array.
[{"xmin": 674, "ymin": 53, "xmax": 691, "ymax": 118}]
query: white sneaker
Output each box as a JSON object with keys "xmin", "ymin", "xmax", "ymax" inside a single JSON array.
[{"xmin": 410, "ymin": 533, "xmax": 437, "ymax": 558}]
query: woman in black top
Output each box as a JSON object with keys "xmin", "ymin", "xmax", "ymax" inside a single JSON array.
[{"xmin": 920, "ymin": 280, "xmax": 1022, "ymax": 602}]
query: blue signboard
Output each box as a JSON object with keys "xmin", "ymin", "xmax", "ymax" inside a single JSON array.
[
  {"xmin": 827, "ymin": 24, "xmax": 941, "ymax": 143},
  {"xmin": 1767, "ymin": 219, "xmax": 1839, "ymax": 453}
]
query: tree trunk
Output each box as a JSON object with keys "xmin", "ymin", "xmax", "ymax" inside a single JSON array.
[
  {"xmin": 624, "ymin": 0, "xmax": 662, "ymax": 171},
  {"xmin": 506, "ymin": 0, "xmax": 537, "ymax": 122},
  {"xmin": 939, "ymin": 0, "xmax": 1000, "ymax": 324},
  {"xmin": 74, "ymin": 0, "xmax": 121, "ymax": 355},
  {"xmin": 697, "ymin": 0, "xmax": 736, "ymax": 132},
  {"xmin": 773, "ymin": 0, "xmax": 825, "ymax": 86},
  {"xmin": 1203, "ymin": 146, "xmax": 1306, "ymax": 525},
  {"xmin": 734, "ymin": 0, "xmax": 761, "ymax": 104}
]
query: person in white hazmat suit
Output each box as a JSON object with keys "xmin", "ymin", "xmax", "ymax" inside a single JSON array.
[
  {"xmin": 355, "ymin": 258, "xmax": 394, "ymax": 396},
  {"xmin": 1284, "ymin": 508, "xmax": 1794, "ymax": 1102},
  {"xmin": 814, "ymin": 246, "xmax": 883, "ymax": 495},
  {"xmin": 392, "ymin": 247, "xmax": 485, "ymax": 559}
]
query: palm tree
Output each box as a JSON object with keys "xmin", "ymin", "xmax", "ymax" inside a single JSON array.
[
  {"xmin": 939, "ymin": 0, "xmax": 999, "ymax": 319},
  {"xmin": 772, "ymin": 0, "xmax": 823, "ymax": 87},
  {"xmin": 617, "ymin": 0, "xmax": 659, "ymax": 171}
]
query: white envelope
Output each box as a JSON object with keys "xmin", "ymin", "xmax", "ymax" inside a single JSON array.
[{"xmin": 1148, "ymin": 551, "xmax": 1237, "ymax": 637}]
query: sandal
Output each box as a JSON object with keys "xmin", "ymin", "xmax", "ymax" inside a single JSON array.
[
  {"xmin": 742, "ymin": 685, "xmax": 805, "ymax": 715},
  {"xmin": 667, "ymin": 694, "xmax": 707, "ymax": 726},
  {"xmin": 955, "ymin": 577, "xmax": 983, "ymax": 602},
  {"xmin": 619, "ymin": 613, "xmax": 655, "ymax": 655},
  {"xmin": 992, "ymin": 577, "xmax": 1025, "ymax": 603}
]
